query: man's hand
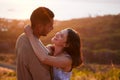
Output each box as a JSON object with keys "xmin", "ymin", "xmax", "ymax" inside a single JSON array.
[{"xmin": 24, "ymin": 25, "xmax": 33, "ymax": 37}]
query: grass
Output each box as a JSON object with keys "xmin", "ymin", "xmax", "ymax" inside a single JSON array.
[
  {"xmin": 71, "ymin": 64, "xmax": 120, "ymax": 80},
  {"xmin": 0, "ymin": 53, "xmax": 16, "ymax": 65},
  {"xmin": 0, "ymin": 64, "xmax": 120, "ymax": 80},
  {"xmin": 0, "ymin": 67, "xmax": 16, "ymax": 80},
  {"xmin": 0, "ymin": 53, "xmax": 120, "ymax": 80}
]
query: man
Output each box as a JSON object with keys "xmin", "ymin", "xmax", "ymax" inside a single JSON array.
[{"xmin": 15, "ymin": 7, "xmax": 54, "ymax": 80}]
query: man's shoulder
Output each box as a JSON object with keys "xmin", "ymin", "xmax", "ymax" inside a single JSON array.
[
  {"xmin": 18, "ymin": 33, "xmax": 26, "ymax": 38},
  {"xmin": 16, "ymin": 33, "xmax": 30, "ymax": 50},
  {"xmin": 16, "ymin": 33, "xmax": 29, "ymax": 44},
  {"xmin": 17, "ymin": 33, "xmax": 27, "ymax": 40}
]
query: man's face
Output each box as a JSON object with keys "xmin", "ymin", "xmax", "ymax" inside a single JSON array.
[
  {"xmin": 41, "ymin": 19, "xmax": 54, "ymax": 36},
  {"xmin": 33, "ymin": 19, "xmax": 54, "ymax": 37}
]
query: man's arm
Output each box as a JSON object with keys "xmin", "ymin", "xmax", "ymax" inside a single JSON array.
[
  {"xmin": 28, "ymin": 34, "xmax": 72, "ymax": 71},
  {"xmin": 24, "ymin": 26, "xmax": 72, "ymax": 71}
]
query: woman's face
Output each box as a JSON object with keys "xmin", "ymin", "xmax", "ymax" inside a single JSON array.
[{"xmin": 51, "ymin": 29, "xmax": 68, "ymax": 47}]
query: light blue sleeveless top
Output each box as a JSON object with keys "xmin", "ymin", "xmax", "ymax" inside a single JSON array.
[{"xmin": 53, "ymin": 67, "xmax": 72, "ymax": 80}]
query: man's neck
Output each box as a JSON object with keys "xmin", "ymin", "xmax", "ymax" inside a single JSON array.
[{"xmin": 33, "ymin": 32, "xmax": 40, "ymax": 39}]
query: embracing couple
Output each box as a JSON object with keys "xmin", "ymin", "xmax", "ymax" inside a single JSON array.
[{"xmin": 15, "ymin": 6, "xmax": 82, "ymax": 80}]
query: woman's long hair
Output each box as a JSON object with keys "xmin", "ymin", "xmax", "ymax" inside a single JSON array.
[{"xmin": 64, "ymin": 28, "xmax": 82, "ymax": 68}]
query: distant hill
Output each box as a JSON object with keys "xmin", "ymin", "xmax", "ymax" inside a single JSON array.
[
  {"xmin": 0, "ymin": 14, "xmax": 120, "ymax": 64},
  {"xmin": 41, "ymin": 14, "xmax": 120, "ymax": 64}
]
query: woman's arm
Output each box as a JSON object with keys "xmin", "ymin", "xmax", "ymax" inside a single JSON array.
[
  {"xmin": 24, "ymin": 26, "xmax": 72, "ymax": 71},
  {"xmin": 24, "ymin": 25, "xmax": 50, "ymax": 61}
]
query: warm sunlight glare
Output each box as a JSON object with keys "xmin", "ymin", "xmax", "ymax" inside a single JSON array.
[{"xmin": 0, "ymin": 0, "xmax": 120, "ymax": 20}]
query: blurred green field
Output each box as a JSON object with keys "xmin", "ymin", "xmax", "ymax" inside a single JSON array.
[
  {"xmin": 0, "ymin": 14, "xmax": 120, "ymax": 80},
  {"xmin": 0, "ymin": 67, "xmax": 16, "ymax": 80},
  {"xmin": 71, "ymin": 64, "xmax": 120, "ymax": 80},
  {"xmin": 0, "ymin": 53, "xmax": 120, "ymax": 80},
  {"xmin": 0, "ymin": 64, "xmax": 120, "ymax": 80}
]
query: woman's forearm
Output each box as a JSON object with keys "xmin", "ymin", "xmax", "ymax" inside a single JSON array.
[
  {"xmin": 28, "ymin": 35, "xmax": 72, "ymax": 70},
  {"xmin": 28, "ymin": 34, "xmax": 49, "ymax": 61}
]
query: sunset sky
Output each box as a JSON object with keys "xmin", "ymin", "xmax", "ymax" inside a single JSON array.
[{"xmin": 0, "ymin": 0, "xmax": 120, "ymax": 20}]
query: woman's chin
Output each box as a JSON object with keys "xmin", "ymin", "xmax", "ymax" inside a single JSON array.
[
  {"xmin": 51, "ymin": 39, "xmax": 58, "ymax": 44},
  {"xmin": 51, "ymin": 39, "xmax": 55, "ymax": 43}
]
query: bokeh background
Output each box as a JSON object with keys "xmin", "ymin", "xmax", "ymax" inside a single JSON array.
[{"xmin": 0, "ymin": 0, "xmax": 120, "ymax": 80}]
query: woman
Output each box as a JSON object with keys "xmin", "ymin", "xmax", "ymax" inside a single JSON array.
[{"xmin": 24, "ymin": 26, "xmax": 82, "ymax": 80}]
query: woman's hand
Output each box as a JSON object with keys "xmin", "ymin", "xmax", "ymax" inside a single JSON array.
[{"xmin": 24, "ymin": 25, "xmax": 33, "ymax": 37}]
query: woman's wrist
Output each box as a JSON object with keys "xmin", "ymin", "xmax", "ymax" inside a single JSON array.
[{"xmin": 28, "ymin": 32, "xmax": 34, "ymax": 38}]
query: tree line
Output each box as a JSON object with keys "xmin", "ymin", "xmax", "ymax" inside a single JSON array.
[{"xmin": 0, "ymin": 14, "xmax": 120, "ymax": 64}]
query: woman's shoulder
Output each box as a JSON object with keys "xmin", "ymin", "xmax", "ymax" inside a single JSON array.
[{"xmin": 46, "ymin": 44, "xmax": 54, "ymax": 55}]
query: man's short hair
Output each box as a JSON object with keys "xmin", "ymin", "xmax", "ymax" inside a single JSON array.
[{"xmin": 30, "ymin": 7, "xmax": 54, "ymax": 29}]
